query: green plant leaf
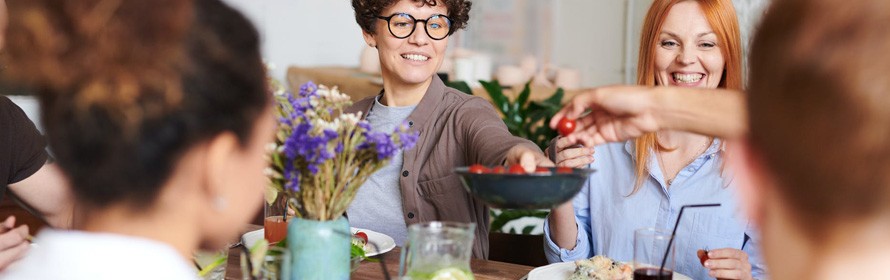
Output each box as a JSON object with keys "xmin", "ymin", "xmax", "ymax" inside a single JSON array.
[
  {"xmin": 542, "ymin": 88, "xmax": 565, "ymax": 106},
  {"xmin": 446, "ymin": 81, "xmax": 473, "ymax": 95},
  {"xmin": 516, "ymin": 81, "xmax": 532, "ymax": 109},
  {"xmin": 479, "ymin": 80, "xmax": 510, "ymax": 115},
  {"xmin": 489, "ymin": 209, "xmax": 550, "ymax": 233},
  {"xmin": 521, "ymin": 225, "xmax": 536, "ymax": 235}
]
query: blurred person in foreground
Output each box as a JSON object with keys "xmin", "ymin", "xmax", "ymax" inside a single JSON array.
[
  {"xmin": 0, "ymin": 0, "xmax": 73, "ymax": 270},
  {"xmin": 553, "ymin": 0, "xmax": 890, "ymax": 278},
  {"xmin": 0, "ymin": 0, "xmax": 273, "ymax": 278}
]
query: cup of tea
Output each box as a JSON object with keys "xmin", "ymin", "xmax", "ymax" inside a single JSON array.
[
  {"xmin": 633, "ymin": 228, "xmax": 674, "ymax": 280},
  {"xmin": 263, "ymin": 195, "xmax": 289, "ymax": 244}
]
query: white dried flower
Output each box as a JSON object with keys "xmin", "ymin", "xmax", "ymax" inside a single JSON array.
[{"xmin": 339, "ymin": 113, "xmax": 361, "ymax": 126}]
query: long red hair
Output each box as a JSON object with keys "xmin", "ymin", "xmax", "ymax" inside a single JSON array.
[{"xmin": 632, "ymin": 0, "xmax": 743, "ymax": 193}]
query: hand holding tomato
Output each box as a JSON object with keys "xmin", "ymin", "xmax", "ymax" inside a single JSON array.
[
  {"xmin": 701, "ymin": 248, "xmax": 754, "ymax": 280},
  {"xmin": 556, "ymin": 118, "xmax": 576, "ymax": 136},
  {"xmin": 549, "ymin": 86, "xmax": 663, "ymax": 147}
]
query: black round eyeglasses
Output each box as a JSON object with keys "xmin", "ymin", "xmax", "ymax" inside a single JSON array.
[{"xmin": 375, "ymin": 13, "xmax": 453, "ymax": 40}]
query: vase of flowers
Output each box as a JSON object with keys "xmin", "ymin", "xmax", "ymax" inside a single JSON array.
[{"xmin": 267, "ymin": 80, "xmax": 417, "ymax": 280}]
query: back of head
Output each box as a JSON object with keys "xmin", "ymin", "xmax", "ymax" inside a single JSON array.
[
  {"xmin": 2, "ymin": 0, "xmax": 268, "ymax": 210},
  {"xmin": 748, "ymin": 0, "xmax": 890, "ymax": 241}
]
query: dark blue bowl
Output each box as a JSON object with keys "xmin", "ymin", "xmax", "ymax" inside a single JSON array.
[{"xmin": 454, "ymin": 167, "xmax": 595, "ymax": 209}]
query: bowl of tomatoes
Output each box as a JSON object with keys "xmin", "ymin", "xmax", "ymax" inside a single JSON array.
[{"xmin": 454, "ymin": 165, "xmax": 595, "ymax": 209}]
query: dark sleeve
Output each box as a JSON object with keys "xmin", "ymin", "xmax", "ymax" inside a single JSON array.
[
  {"xmin": 456, "ymin": 97, "xmax": 541, "ymax": 166},
  {"xmin": 0, "ymin": 96, "xmax": 48, "ymax": 185}
]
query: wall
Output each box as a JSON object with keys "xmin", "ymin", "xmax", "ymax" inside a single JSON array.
[{"xmin": 221, "ymin": 0, "xmax": 366, "ymax": 81}]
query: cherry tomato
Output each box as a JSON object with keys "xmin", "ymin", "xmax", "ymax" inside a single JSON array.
[
  {"xmin": 355, "ymin": 231, "xmax": 369, "ymax": 244},
  {"xmin": 697, "ymin": 249, "xmax": 709, "ymax": 266},
  {"xmin": 557, "ymin": 118, "xmax": 576, "ymax": 136},
  {"xmin": 556, "ymin": 167, "xmax": 573, "ymax": 174},
  {"xmin": 535, "ymin": 167, "xmax": 551, "ymax": 173},
  {"xmin": 491, "ymin": 166, "xmax": 507, "ymax": 174},
  {"xmin": 468, "ymin": 164, "xmax": 489, "ymax": 174},
  {"xmin": 508, "ymin": 165, "xmax": 526, "ymax": 174}
]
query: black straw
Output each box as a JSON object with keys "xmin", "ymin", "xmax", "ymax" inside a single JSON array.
[{"xmin": 658, "ymin": 203, "xmax": 721, "ymax": 279}]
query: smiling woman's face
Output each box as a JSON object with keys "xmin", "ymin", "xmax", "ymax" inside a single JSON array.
[
  {"xmin": 654, "ymin": 1, "xmax": 725, "ymax": 89},
  {"xmin": 363, "ymin": 0, "xmax": 449, "ymax": 88}
]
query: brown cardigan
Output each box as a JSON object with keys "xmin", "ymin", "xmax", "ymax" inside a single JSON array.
[{"xmin": 345, "ymin": 76, "xmax": 540, "ymax": 259}]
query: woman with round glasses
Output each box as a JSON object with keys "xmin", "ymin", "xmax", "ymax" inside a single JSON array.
[{"xmin": 347, "ymin": 0, "xmax": 551, "ymax": 259}]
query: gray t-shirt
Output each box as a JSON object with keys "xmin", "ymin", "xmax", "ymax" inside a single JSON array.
[{"xmin": 347, "ymin": 96, "xmax": 415, "ymax": 246}]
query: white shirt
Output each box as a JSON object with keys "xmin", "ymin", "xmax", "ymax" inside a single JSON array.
[{"xmin": 0, "ymin": 229, "xmax": 199, "ymax": 280}]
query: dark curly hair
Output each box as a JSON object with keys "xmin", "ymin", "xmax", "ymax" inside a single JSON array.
[
  {"xmin": 352, "ymin": 0, "xmax": 471, "ymax": 35},
  {"xmin": 3, "ymin": 0, "xmax": 268, "ymax": 210}
]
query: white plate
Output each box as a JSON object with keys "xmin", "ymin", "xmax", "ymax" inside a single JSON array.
[
  {"xmin": 527, "ymin": 261, "xmax": 691, "ymax": 280},
  {"xmin": 240, "ymin": 227, "xmax": 396, "ymax": 257}
]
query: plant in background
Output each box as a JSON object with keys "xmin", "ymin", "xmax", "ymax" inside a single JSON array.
[
  {"xmin": 266, "ymin": 80, "xmax": 418, "ymax": 221},
  {"xmin": 448, "ymin": 80, "xmax": 564, "ymax": 151},
  {"xmin": 489, "ymin": 209, "xmax": 550, "ymax": 234}
]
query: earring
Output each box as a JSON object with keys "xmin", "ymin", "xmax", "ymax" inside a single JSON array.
[
  {"xmin": 212, "ymin": 196, "xmax": 227, "ymax": 211},
  {"xmin": 369, "ymin": 43, "xmax": 376, "ymax": 48}
]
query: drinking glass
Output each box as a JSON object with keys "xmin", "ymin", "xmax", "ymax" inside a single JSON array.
[
  {"xmin": 194, "ymin": 248, "xmax": 228, "ymax": 280},
  {"xmin": 399, "ymin": 221, "xmax": 475, "ymax": 280},
  {"xmin": 241, "ymin": 246, "xmax": 291, "ymax": 280},
  {"xmin": 633, "ymin": 228, "xmax": 674, "ymax": 280},
  {"xmin": 264, "ymin": 194, "xmax": 289, "ymax": 244}
]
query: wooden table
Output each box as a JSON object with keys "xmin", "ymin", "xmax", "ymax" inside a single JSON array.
[
  {"xmin": 225, "ymin": 225, "xmax": 534, "ymax": 280},
  {"xmin": 351, "ymin": 247, "xmax": 533, "ymax": 280}
]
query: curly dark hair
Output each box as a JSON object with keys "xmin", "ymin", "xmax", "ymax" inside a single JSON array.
[
  {"xmin": 352, "ymin": 0, "xmax": 471, "ymax": 35},
  {"xmin": 3, "ymin": 0, "xmax": 267, "ymax": 210}
]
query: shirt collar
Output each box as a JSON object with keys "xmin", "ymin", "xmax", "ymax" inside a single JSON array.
[
  {"xmin": 403, "ymin": 75, "xmax": 446, "ymax": 131},
  {"xmin": 623, "ymin": 138, "xmax": 724, "ymax": 157}
]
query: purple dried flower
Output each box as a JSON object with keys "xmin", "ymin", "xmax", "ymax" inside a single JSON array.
[
  {"xmin": 399, "ymin": 130, "xmax": 419, "ymax": 151},
  {"xmin": 299, "ymin": 81, "xmax": 317, "ymax": 97}
]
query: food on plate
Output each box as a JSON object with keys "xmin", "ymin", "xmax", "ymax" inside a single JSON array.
[
  {"xmin": 351, "ymin": 231, "xmax": 370, "ymax": 258},
  {"xmin": 355, "ymin": 231, "xmax": 369, "ymax": 244},
  {"xmin": 568, "ymin": 255, "xmax": 632, "ymax": 280},
  {"xmin": 557, "ymin": 118, "xmax": 576, "ymax": 136}
]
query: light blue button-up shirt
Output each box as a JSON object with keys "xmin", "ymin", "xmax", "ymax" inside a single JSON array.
[{"xmin": 543, "ymin": 140, "xmax": 767, "ymax": 280}]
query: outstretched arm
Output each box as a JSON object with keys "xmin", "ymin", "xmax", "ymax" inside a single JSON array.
[{"xmin": 550, "ymin": 86, "xmax": 747, "ymax": 146}]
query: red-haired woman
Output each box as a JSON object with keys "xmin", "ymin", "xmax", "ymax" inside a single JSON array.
[{"xmin": 544, "ymin": 0, "xmax": 764, "ymax": 279}]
